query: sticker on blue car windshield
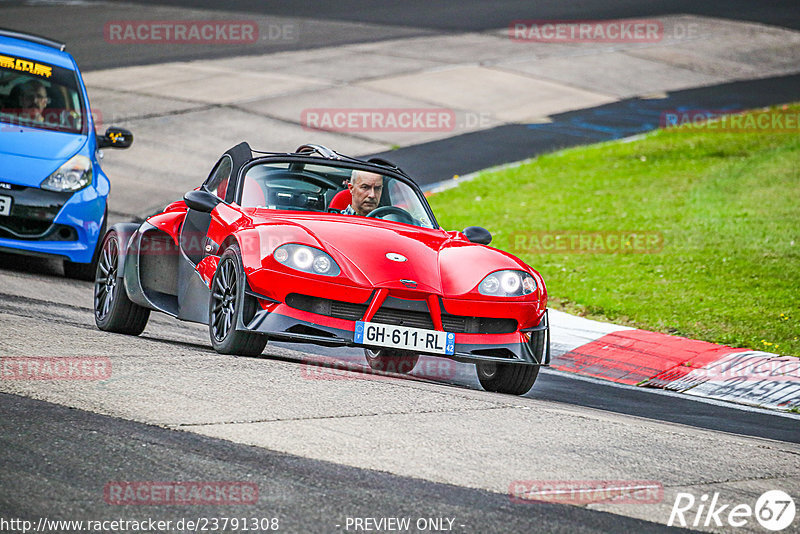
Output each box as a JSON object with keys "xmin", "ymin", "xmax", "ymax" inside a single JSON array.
[{"xmin": 0, "ymin": 55, "xmax": 53, "ymax": 78}]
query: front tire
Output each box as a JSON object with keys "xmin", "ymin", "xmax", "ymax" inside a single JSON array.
[
  {"xmin": 364, "ymin": 349, "xmax": 419, "ymax": 374},
  {"xmin": 209, "ymin": 244, "xmax": 267, "ymax": 356},
  {"xmin": 93, "ymin": 230, "xmax": 150, "ymax": 335},
  {"xmin": 477, "ymin": 362, "xmax": 539, "ymax": 395}
]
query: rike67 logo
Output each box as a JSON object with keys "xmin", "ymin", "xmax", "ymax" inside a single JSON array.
[{"xmin": 668, "ymin": 490, "xmax": 795, "ymax": 531}]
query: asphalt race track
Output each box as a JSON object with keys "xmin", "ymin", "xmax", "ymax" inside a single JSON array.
[
  {"xmin": 0, "ymin": 394, "xmax": 683, "ymax": 534},
  {"xmin": 3, "ymin": 0, "xmax": 799, "ymax": 69},
  {"xmin": 1, "ymin": 266, "xmax": 797, "ymax": 532},
  {"xmin": 1, "ymin": 2, "xmax": 799, "ymax": 533}
]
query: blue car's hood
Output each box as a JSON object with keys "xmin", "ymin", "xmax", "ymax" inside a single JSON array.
[{"xmin": 0, "ymin": 127, "xmax": 87, "ymax": 185}]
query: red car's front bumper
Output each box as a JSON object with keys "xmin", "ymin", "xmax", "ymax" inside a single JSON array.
[{"xmin": 240, "ymin": 268, "xmax": 549, "ymax": 366}]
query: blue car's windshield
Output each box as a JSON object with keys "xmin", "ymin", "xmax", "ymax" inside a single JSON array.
[{"xmin": 0, "ymin": 53, "xmax": 86, "ymax": 134}]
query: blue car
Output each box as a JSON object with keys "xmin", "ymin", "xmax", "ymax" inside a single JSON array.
[{"xmin": 0, "ymin": 29, "xmax": 132, "ymax": 279}]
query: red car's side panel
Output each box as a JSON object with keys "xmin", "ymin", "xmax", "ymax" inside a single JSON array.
[
  {"xmin": 146, "ymin": 208, "xmax": 185, "ymax": 244},
  {"xmin": 196, "ymin": 255, "xmax": 219, "ymax": 286},
  {"xmin": 206, "ymin": 203, "xmax": 249, "ymax": 251}
]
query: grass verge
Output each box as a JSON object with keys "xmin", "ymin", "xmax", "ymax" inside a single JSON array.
[{"xmin": 428, "ymin": 105, "xmax": 800, "ymax": 356}]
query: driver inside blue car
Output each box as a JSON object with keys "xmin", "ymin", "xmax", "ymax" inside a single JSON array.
[
  {"xmin": 9, "ymin": 79, "xmax": 48, "ymax": 123},
  {"xmin": 343, "ymin": 170, "xmax": 383, "ymax": 216}
]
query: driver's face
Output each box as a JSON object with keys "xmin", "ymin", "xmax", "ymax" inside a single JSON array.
[
  {"xmin": 21, "ymin": 87, "xmax": 48, "ymax": 111},
  {"xmin": 348, "ymin": 171, "xmax": 383, "ymax": 216}
]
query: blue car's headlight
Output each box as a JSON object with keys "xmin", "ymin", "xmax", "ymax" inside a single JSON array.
[
  {"xmin": 274, "ymin": 244, "xmax": 340, "ymax": 276},
  {"xmin": 478, "ymin": 270, "xmax": 536, "ymax": 297},
  {"xmin": 40, "ymin": 155, "xmax": 92, "ymax": 192}
]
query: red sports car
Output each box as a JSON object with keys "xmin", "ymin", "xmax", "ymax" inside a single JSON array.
[{"xmin": 94, "ymin": 143, "xmax": 549, "ymax": 395}]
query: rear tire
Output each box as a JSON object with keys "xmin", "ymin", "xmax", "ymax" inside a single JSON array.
[
  {"xmin": 209, "ymin": 244, "xmax": 267, "ymax": 356},
  {"xmin": 93, "ymin": 230, "xmax": 150, "ymax": 335},
  {"xmin": 364, "ymin": 349, "xmax": 419, "ymax": 374},
  {"xmin": 477, "ymin": 362, "xmax": 539, "ymax": 395}
]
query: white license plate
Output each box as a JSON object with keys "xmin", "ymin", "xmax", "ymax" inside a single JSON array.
[
  {"xmin": 355, "ymin": 321, "xmax": 455, "ymax": 355},
  {"xmin": 0, "ymin": 195, "xmax": 11, "ymax": 216}
]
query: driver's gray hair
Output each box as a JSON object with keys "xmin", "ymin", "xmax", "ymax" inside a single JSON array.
[{"xmin": 350, "ymin": 169, "xmax": 383, "ymax": 185}]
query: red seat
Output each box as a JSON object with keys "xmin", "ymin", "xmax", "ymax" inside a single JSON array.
[{"xmin": 329, "ymin": 189, "xmax": 351, "ymax": 210}]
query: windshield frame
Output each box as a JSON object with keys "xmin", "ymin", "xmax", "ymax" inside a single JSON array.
[{"xmin": 235, "ymin": 156, "xmax": 440, "ymax": 229}]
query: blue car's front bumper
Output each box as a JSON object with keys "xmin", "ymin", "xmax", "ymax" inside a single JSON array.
[{"xmin": 0, "ymin": 181, "xmax": 106, "ymax": 263}]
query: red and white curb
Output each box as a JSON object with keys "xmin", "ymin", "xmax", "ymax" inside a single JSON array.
[{"xmin": 548, "ymin": 309, "xmax": 800, "ymax": 412}]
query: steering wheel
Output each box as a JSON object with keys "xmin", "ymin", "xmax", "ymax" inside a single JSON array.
[{"xmin": 367, "ymin": 206, "xmax": 415, "ymax": 224}]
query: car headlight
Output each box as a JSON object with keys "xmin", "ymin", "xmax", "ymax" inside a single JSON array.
[
  {"xmin": 40, "ymin": 155, "xmax": 92, "ymax": 192},
  {"xmin": 478, "ymin": 270, "xmax": 536, "ymax": 297},
  {"xmin": 273, "ymin": 244, "xmax": 340, "ymax": 276}
]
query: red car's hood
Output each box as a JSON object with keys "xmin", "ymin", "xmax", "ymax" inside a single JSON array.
[{"xmin": 251, "ymin": 213, "xmax": 527, "ymax": 296}]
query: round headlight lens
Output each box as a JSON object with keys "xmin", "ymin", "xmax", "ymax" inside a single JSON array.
[
  {"xmin": 293, "ymin": 247, "xmax": 314, "ymax": 269},
  {"xmin": 501, "ymin": 272, "xmax": 521, "ymax": 293},
  {"xmin": 313, "ymin": 255, "xmax": 331, "ymax": 274},
  {"xmin": 274, "ymin": 247, "xmax": 288, "ymax": 263},
  {"xmin": 479, "ymin": 274, "xmax": 500, "ymax": 294},
  {"xmin": 273, "ymin": 244, "xmax": 341, "ymax": 276},
  {"xmin": 478, "ymin": 270, "xmax": 536, "ymax": 297},
  {"xmin": 522, "ymin": 276, "xmax": 536, "ymax": 294}
]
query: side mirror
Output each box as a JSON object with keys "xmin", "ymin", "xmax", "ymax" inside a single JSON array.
[
  {"xmin": 184, "ymin": 190, "xmax": 221, "ymax": 213},
  {"xmin": 463, "ymin": 226, "xmax": 492, "ymax": 245},
  {"xmin": 98, "ymin": 127, "xmax": 133, "ymax": 149}
]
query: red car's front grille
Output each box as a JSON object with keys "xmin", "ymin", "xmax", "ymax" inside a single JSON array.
[
  {"xmin": 372, "ymin": 306, "xmax": 435, "ymax": 330},
  {"xmin": 329, "ymin": 300, "xmax": 367, "ymax": 321},
  {"xmin": 442, "ymin": 315, "xmax": 517, "ymax": 334},
  {"xmin": 285, "ymin": 293, "xmax": 517, "ymax": 334}
]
